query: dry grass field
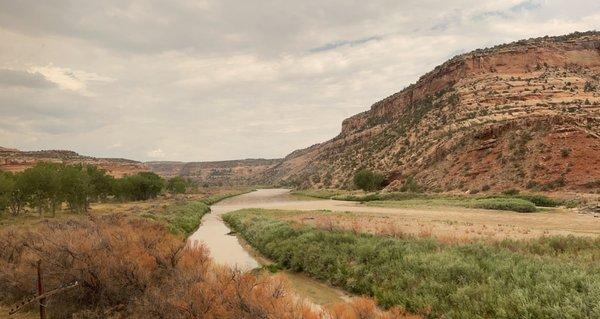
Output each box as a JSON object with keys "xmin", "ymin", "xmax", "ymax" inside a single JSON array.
[
  {"xmin": 287, "ymin": 189, "xmax": 600, "ymax": 241},
  {"xmin": 282, "ymin": 206, "xmax": 600, "ymax": 243}
]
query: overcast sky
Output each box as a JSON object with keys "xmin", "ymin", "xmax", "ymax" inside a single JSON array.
[{"xmin": 0, "ymin": 1, "xmax": 598, "ymax": 161}]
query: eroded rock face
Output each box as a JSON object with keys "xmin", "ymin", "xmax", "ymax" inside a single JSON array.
[
  {"xmin": 0, "ymin": 148, "xmax": 149, "ymax": 177},
  {"xmin": 146, "ymin": 159, "xmax": 282, "ymax": 186},
  {"xmin": 262, "ymin": 32, "xmax": 600, "ymax": 192}
]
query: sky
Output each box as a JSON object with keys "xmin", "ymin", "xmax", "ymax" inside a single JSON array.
[{"xmin": 0, "ymin": 1, "xmax": 598, "ymax": 162}]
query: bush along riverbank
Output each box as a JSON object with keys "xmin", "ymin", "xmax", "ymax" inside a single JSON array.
[
  {"xmin": 141, "ymin": 200, "xmax": 211, "ymax": 236},
  {"xmin": 292, "ymin": 189, "xmax": 579, "ymax": 213},
  {"xmin": 223, "ymin": 209, "xmax": 600, "ymax": 318},
  {"xmin": 143, "ymin": 189, "xmax": 254, "ymax": 236}
]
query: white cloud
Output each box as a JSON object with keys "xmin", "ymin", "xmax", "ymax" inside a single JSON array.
[
  {"xmin": 0, "ymin": 0, "xmax": 598, "ymax": 161},
  {"xmin": 107, "ymin": 142, "xmax": 123, "ymax": 149},
  {"xmin": 147, "ymin": 148, "xmax": 166, "ymax": 159},
  {"xmin": 28, "ymin": 64, "xmax": 114, "ymax": 96}
]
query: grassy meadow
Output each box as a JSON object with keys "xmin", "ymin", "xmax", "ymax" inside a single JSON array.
[{"xmin": 291, "ymin": 189, "xmax": 576, "ymax": 213}]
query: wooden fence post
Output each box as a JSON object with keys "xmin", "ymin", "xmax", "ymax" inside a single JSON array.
[{"xmin": 36, "ymin": 260, "xmax": 46, "ymax": 319}]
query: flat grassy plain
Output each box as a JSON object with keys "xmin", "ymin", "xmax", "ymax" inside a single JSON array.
[
  {"xmin": 224, "ymin": 208, "xmax": 600, "ymax": 318},
  {"xmin": 291, "ymin": 189, "xmax": 576, "ymax": 213},
  {"xmin": 288, "ymin": 189, "xmax": 600, "ymax": 240}
]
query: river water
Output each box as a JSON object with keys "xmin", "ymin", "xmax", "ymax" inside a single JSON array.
[
  {"xmin": 186, "ymin": 188, "xmax": 351, "ymax": 304},
  {"xmin": 187, "ymin": 188, "xmax": 600, "ymax": 306},
  {"xmin": 188, "ymin": 188, "xmax": 349, "ymax": 268}
]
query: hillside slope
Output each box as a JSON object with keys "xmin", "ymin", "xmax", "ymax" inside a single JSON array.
[
  {"xmin": 0, "ymin": 147, "xmax": 148, "ymax": 177},
  {"xmin": 146, "ymin": 159, "xmax": 281, "ymax": 186},
  {"xmin": 263, "ymin": 31, "xmax": 600, "ymax": 192}
]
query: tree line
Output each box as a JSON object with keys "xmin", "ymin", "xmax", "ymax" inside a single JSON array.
[{"xmin": 0, "ymin": 163, "xmax": 188, "ymax": 216}]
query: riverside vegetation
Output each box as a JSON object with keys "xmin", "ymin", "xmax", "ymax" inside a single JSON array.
[
  {"xmin": 0, "ymin": 178, "xmax": 410, "ymax": 318},
  {"xmin": 143, "ymin": 190, "xmax": 257, "ymax": 236},
  {"xmin": 0, "ymin": 214, "xmax": 407, "ymax": 318},
  {"xmin": 0, "ymin": 221, "xmax": 414, "ymax": 318},
  {"xmin": 224, "ymin": 209, "xmax": 600, "ymax": 318},
  {"xmin": 291, "ymin": 186, "xmax": 573, "ymax": 213}
]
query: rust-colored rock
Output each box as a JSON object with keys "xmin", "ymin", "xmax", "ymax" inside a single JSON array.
[
  {"xmin": 146, "ymin": 159, "xmax": 281, "ymax": 186},
  {"xmin": 0, "ymin": 148, "xmax": 148, "ymax": 177},
  {"xmin": 261, "ymin": 31, "xmax": 600, "ymax": 192}
]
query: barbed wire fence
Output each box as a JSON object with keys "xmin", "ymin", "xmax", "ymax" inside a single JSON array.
[{"xmin": 8, "ymin": 260, "xmax": 79, "ymax": 318}]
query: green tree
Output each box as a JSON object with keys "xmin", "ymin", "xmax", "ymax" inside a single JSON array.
[
  {"xmin": 0, "ymin": 172, "xmax": 15, "ymax": 215},
  {"xmin": 19, "ymin": 163, "xmax": 62, "ymax": 215},
  {"xmin": 111, "ymin": 177, "xmax": 131, "ymax": 201},
  {"xmin": 85, "ymin": 165, "xmax": 113, "ymax": 202},
  {"xmin": 353, "ymin": 169, "xmax": 384, "ymax": 191},
  {"xmin": 166, "ymin": 176, "xmax": 187, "ymax": 194},
  {"xmin": 113, "ymin": 172, "xmax": 164, "ymax": 201},
  {"xmin": 7, "ymin": 172, "xmax": 29, "ymax": 216},
  {"xmin": 135, "ymin": 172, "xmax": 164, "ymax": 200},
  {"xmin": 60, "ymin": 165, "xmax": 92, "ymax": 213}
]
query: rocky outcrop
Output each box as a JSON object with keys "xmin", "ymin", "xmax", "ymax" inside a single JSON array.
[
  {"xmin": 146, "ymin": 159, "xmax": 281, "ymax": 186},
  {"xmin": 0, "ymin": 148, "xmax": 148, "ymax": 177},
  {"xmin": 261, "ymin": 31, "xmax": 600, "ymax": 193}
]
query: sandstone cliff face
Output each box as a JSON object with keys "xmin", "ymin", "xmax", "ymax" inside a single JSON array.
[
  {"xmin": 0, "ymin": 148, "xmax": 148, "ymax": 177},
  {"xmin": 263, "ymin": 32, "xmax": 600, "ymax": 192},
  {"xmin": 146, "ymin": 159, "xmax": 281, "ymax": 186}
]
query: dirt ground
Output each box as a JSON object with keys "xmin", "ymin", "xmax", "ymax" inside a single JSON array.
[
  {"xmin": 284, "ymin": 205, "xmax": 600, "ymax": 242},
  {"xmin": 282, "ymin": 210, "xmax": 599, "ymax": 243}
]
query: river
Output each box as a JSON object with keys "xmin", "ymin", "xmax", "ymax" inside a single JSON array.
[
  {"xmin": 187, "ymin": 188, "xmax": 351, "ymax": 305},
  {"xmin": 186, "ymin": 187, "xmax": 600, "ymax": 305}
]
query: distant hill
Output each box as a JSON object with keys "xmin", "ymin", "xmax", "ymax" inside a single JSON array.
[
  {"xmin": 260, "ymin": 31, "xmax": 600, "ymax": 193},
  {"xmin": 0, "ymin": 146, "xmax": 282, "ymax": 185},
  {"xmin": 0, "ymin": 147, "xmax": 149, "ymax": 177},
  {"xmin": 4, "ymin": 32, "xmax": 599, "ymax": 192},
  {"xmin": 146, "ymin": 159, "xmax": 282, "ymax": 186}
]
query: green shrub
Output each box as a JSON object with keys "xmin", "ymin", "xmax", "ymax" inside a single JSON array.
[
  {"xmin": 563, "ymin": 199, "xmax": 581, "ymax": 208},
  {"xmin": 473, "ymin": 198, "xmax": 536, "ymax": 212},
  {"xmin": 148, "ymin": 190, "xmax": 250, "ymax": 236},
  {"xmin": 166, "ymin": 176, "xmax": 188, "ymax": 194},
  {"xmin": 379, "ymin": 192, "xmax": 429, "ymax": 201},
  {"xmin": 155, "ymin": 201, "xmax": 210, "ymax": 235},
  {"xmin": 501, "ymin": 188, "xmax": 520, "ymax": 196},
  {"xmin": 224, "ymin": 210, "xmax": 600, "ymax": 318},
  {"xmin": 331, "ymin": 192, "xmax": 429, "ymax": 202},
  {"xmin": 353, "ymin": 169, "xmax": 384, "ymax": 191},
  {"xmin": 332, "ymin": 193, "xmax": 380, "ymax": 201},
  {"xmin": 262, "ymin": 263, "xmax": 283, "ymax": 273},
  {"xmin": 515, "ymin": 194, "xmax": 560, "ymax": 207},
  {"xmin": 399, "ymin": 176, "xmax": 421, "ymax": 192},
  {"xmin": 291, "ymin": 189, "xmax": 347, "ymax": 199}
]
